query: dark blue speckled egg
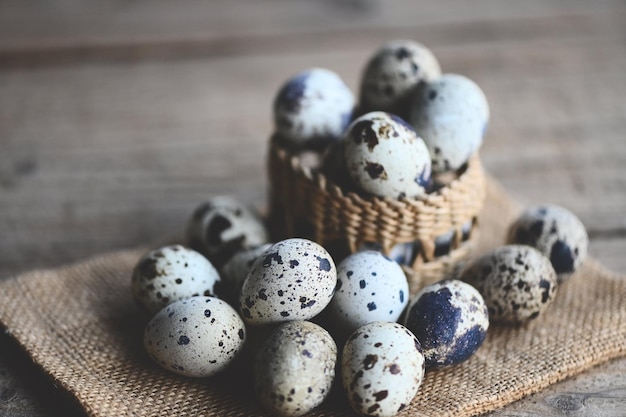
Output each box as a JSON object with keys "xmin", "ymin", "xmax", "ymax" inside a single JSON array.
[
  {"xmin": 403, "ymin": 279, "xmax": 489, "ymax": 368},
  {"xmin": 507, "ymin": 205, "xmax": 588, "ymax": 283}
]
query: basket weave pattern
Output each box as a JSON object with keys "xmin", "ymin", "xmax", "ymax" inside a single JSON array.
[{"xmin": 268, "ymin": 140, "xmax": 486, "ymax": 290}]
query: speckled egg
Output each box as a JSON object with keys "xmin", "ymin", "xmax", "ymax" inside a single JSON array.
[
  {"xmin": 185, "ymin": 196, "xmax": 269, "ymax": 268},
  {"xmin": 360, "ymin": 40, "xmax": 441, "ymax": 119},
  {"xmin": 409, "ymin": 73, "xmax": 489, "ymax": 173},
  {"xmin": 327, "ymin": 251, "xmax": 409, "ymax": 337},
  {"xmin": 254, "ymin": 321, "xmax": 337, "ymax": 416},
  {"xmin": 507, "ymin": 205, "xmax": 588, "ymax": 282},
  {"xmin": 342, "ymin": 321, "xmax": 425, "ymax": 417},
  {"xmin": 460, "ymin": 245, "xmax": 558, "ymax": 324},
  {"xmin": 404, "ymin": 279, "xmax": 489, "ymax": 368},
  {"xmin": 219, "ymin": 243, "xmax": 273, "ymax": 305},
  {"xmin": 239, "ymin": 238, "xmax": 337, "ymax": 325},
  {"xmin": 343, "ymin": 112, "xmax": 432, "ymax": 199},
  {"xmin": 143, "ymin": 296, "xmax": 246, "ymax": 377},
  {"xmin": 131, "ymin": 245, "xmax": 222, "ymax": 315},
  {"xmin": 273, "ymin": 68, "xmax": 355, "ymax": 150}
]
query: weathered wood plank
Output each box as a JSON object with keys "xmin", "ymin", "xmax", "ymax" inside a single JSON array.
[
  {"xmin": 1, "ymin": 0, "xmax": 623, "ymax": 47},
  {"xmin": 1, "ymin": 2, "xmax": 625, "ymax": 67},
  {"xmin": 486, "ymin": 357, "xmax": 626, "ymax": 416}
]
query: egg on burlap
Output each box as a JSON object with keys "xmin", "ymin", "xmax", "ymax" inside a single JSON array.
[
  {"xmin": 460, "ymin": 245, "xmax": 559, "ymax": 324},
  {"xmin": 131, "ymin": 245, "xmax": 222, "ymax": 315},
  {"xmin": 326, "ymin": 251, "xmax": 409, "ymax": 338},
  {"xmin": 342, "ymin": 321, "xmax": 425, "ymax": 417},
  {"xmin": 239, "ymin": 238, "xmax": 336, "ymax": 325},
  {"xmin": 143, "ymin": 296, "xmax": 245, "ymax": 377},
  {"xmin": 254, "ymin": 321, "xmax": 337, "ymax": 416},
  {"xmin": 404, "ymin": 279, "xmax": 489, "ymax": 368},
  {"xmin": 507, "ymin": 205, "xmax": 588, "ymax": 282},
  {"xmin": 185, "ymin": 196, "xmax": 269, "ymax": 268}
]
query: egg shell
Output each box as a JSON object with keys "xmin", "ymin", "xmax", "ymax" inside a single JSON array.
[
  {"xmin": 342, "ymin": 321, "xmax": 425, "ymax": 417},
  {"xmin": 404, "ymin": 279, "xmax": 489, "ymax": 368},
  {"xmin": 507, "ymin": 205, "xmax": 588, "ymax": 282},
  {"xmin": 219, "ymin": 243, "xmax": 273, "ymax": 305},
  {"xmin": 254, "ymin": 321, "xmax": 337, "ymax": 417},
  {"xmin": 143, "ymin": 296, "xmax": 246, "ymax": 377},
  {"xmin": 185, "ymin": 196, "xmax": 269, "ymax": 268},
  {"xmin": 239, "ymin": 238, "xmax": 337, "ymax": 325},
  {"xmin": 274, "ymin": 68, "xmax": 355, "ymax": 150},
  {"xmin": 409, "ymin": 73, "xmax": 489, "ymax": 173},
  {"xmin": 343, "ymin": 112, "xmax": 432, "ymax": 199},
  {"xmin": 327, "ymin": 251, "xmax": 409, "ymax": 338},
  {"xmin": 359, "ymin": 39, "xmax": 441, "ymax": 119},
  {"xmin": 460, "ymin": 245, "xmax": 558, "ymax": 324},
  {"xmin": 131, "ymin": 245, "xmax": 222, "ymax": 315}
]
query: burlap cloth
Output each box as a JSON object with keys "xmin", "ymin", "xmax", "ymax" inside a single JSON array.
[{"xmin": 0, "ymin": 176, "xmax": 625, "ymax": 417}]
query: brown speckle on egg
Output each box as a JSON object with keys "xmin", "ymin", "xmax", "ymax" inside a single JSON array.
[{"xmin": 342, "ymin": 322, "xmax": 425, "ymax": 416}]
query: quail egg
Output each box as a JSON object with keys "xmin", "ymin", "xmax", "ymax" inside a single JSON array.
[
  {"xmin": 219, "ymin": 243, "xmax": 273, "ymax": 305},
  {"xmin": 404, "ymin": 279, "xmax": 489, "ymax": 368},
  {"xmin": 460, "ymin": 245, "xmax": 558, "ymax": 324},
  {"xmin": 409, "ymin": 73, "xmax": 489, "ymax": 173},
  {"xmin": 360, "ymin": 39, "xmax": 441, "ymax": 119},
  {"xmin": 185, "ymin": 196, "xmax": 269, "ymax": 268},
  {"xmin": 254, "ymin": 321, "xmax": 337, "ymax": 416},
  {"xmin": 327, "ymin": 251, "xmax": 409, "ymax": 338},
  {"xmin": 273, "ymin": 67, "xmax": 355, "ymax": 150},
  {"xmin": 239, "ymin": 238, "xmax": 337, "ymax": 325},
  {"xmin": 131, "ymin": 245, "xmax": 222, "ymax": 315},
  {"xmin": 342, "ymin": 321, "xmax": 425, "ymax": 417},
  {"xmin": 507, "ymin": 205, "xmax": 588, "ymax": 282},
  {"xmin": 143, "ymin": 296, "xmax": 246, "ymax": 377},
  {"xmin": 343, "ymin": 112, "xmax": 432, "ymax": 199}
]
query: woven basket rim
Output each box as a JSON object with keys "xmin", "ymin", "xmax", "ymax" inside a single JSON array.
[{"xmin": 270, "ymin": 138, "xmax": 483, "ymax": 210}]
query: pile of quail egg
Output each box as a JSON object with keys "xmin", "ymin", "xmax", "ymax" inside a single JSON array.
[
  {"xmin": 272, "ymin": 39, "xmax": 491, "ymax": 264},
  {"xmin": 131, "ymin": 40, "xmax": 590, "ymax": 417}
]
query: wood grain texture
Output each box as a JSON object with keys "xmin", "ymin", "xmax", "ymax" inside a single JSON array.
[{"xmin": 1, "ymin": 0, "xmax": 625, "ymax": 416}]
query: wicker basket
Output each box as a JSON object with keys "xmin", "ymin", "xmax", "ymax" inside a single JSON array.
[{"xmin": 267, "ymin": 138, "xmax": 486, "ymax": 294}]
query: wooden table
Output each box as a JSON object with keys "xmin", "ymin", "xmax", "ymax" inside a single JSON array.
[{"xmin": 1, "ymin": 1, "xmax": 625, "ymax": 415}]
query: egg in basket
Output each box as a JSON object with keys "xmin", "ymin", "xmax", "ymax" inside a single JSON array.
[{"xmin": 267, "ymin": 40, "xmax": 489, "ymax": 294}]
